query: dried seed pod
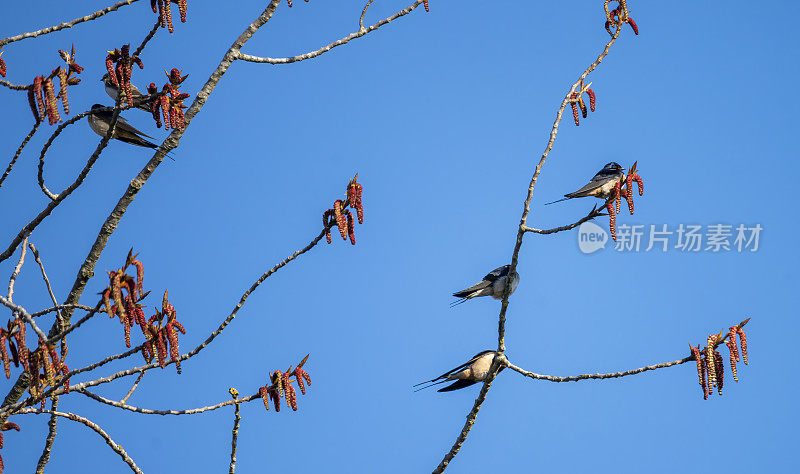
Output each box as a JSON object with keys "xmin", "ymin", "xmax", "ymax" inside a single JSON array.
[
  {"xmin": 112, "ymin": 272, "xmax": 127, "ymax": 321},
  {"xmin": 27, "ymin": 88, "xmax": 41, "ymax": 123},
  {"xmin": 586, "ymin": 88, "xmax": 596, "ymax": 112},
  {"xmin": 270, "ymin": 389, "xmax": 281, "ymax": 412},
  {"xmin": 273, "ymin": 370, "xmax": 284, "ymax": 398},
  {"xmin": 283, "ymin": 371, "xmax": 297, "ymax": 410},
  {"xmin": 294, "ymin": 367, "xmax": 306, "ymax": 395},
  {"xmin": 346, "ymin": 210, "xmax": 355, "ymax": 245},
  {"xmin": 15, "ymin": 319, "xmax": 28, "ymax": 373},
  {"xmin": 130, "ymin": 260, "xmax": 144, "ymax": 298},
  {"xmin": 8, "ymin": 339, "xmax": 18, "ymax": 367},
  {"xmin": 570, "ymin": 93, "xmax": 580, "ymax": 126},
  {"xmin": 700, "ymin": 355, "xmax": 708, "ymax": 400},
  {"xmin": 33, "ymin": 76, "xmax": 46, "ymax": 119},
  {"xmin": 726, "ymin": 338, "xmax": 738, "ymax": 383},
  {"xmin": 633, "ymin": 174, "xmax": 643, "ymax": 196},
  {"xmin": 728, "ymin": 327, "xmax": 740, "ymax": 362},
  {"xmin": 355, "ymin": 183, "xmax": 364, "ymax": 224},
  {"xmin": 334, "ymin": 200, "xmax": 347, "ymax": 240},
  {"xmin": 705, "ymin": 336, "xmax": 717, "ymax": 389},
  {"xmin": 714, "ymin": 349, "xmax": 724, "ymax": 395},
  {"xmin": 42, "ymin": 349, "xmax": 56, "ymax": 386},
  {"xmin": 0, "ymin": 335, "xmax": 8, "ymax": 379},
  {"xmin": 623, "ymin": 187, "xmax": 634, "ymax": 215},
  {"xmin": 105, "ymin": 55, "xmax": 117, "ymax": 87},
  {"xmin": 165, "ymin": 0, "xmax": 174, "ymax": 33},
  {"xmin": 606, "ymin": 201, "xmax": 617, "ymax": 242},
  {"xmin": 176, "ymin": 0, "xmax": 188, "ymax": 23},
  {"xmin": 155, "ymin": 329, "xmax": 168, "ymax": 368},
  {"xmin": 627, "ymin": 17, "xmax": 639, "ymax": 35},
  {"xmin": 285, "ymin": 382, "xmax": 297, "ymax": 411},
  {"xmin": 61, "ymin": 363, "xmax": 70, "ymax": 393},
  {"xmin": 259, "ymin": 385, "xmax": 270, "ymax": 411},
  {"xmin": 737, "ymin": 327, "xmax": 748, "ymax": 364},
  {"xmin": 57, "ymin": 67, "xmax": 70, "ymax": 114}
]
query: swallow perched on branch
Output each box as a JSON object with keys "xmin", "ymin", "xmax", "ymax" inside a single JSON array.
[
  {"xmin": 545, "ymin": 162, "xmax": 625, "ymax": 205},
  {"xmin": 87, "ymin": 104, "xmax": 158, "ymax": 149},
  {"xmin": 101, "ymin": 73, "xmax": 152, "ymax": 111},
  {"xmin": 414, "ymin": 351, "xmax": 503, "ymax": 392},
  {"xmin": 452, "ymin": 265, "xmax": 519, "ymax": 306}
]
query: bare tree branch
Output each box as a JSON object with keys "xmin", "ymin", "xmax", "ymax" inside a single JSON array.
[
  {"xmin": 522, "ymin": 205, "xmax": 606, "ymax": 235},
  {"xmin": 237, "ymin": 0, "xmax": 424, "ymax": 64},
  {"xmin": 28, "ymin": 243, "xmax": 63, "ymax": 330},
  {"xmin": 120, "ymin": 371, "xmax": 146, "ymax": 404},
  {"xmin": 0, "ymin": 295, "xmax": 49, "ymax": 342},
  {"xmin": 34, "ymin": 396, "xmax": 59, "ymax": 474},
  {"xmin": 0, "ymin": 79, "xmax": 31, "ymax": 91},
  {"xmin": 433, "ymin": 356, "xmax": 504, "ymax": 474},
  {"xmin": 57, "ymin": 0, "xmax": 285, "ymax": 329},
  {"xmin": 0, "ymin": 104, "xmax": 123, "ymax": 264},
  {"xmin": 229, "ymin": 389, "xmax": 242, "ymax": 474},
  {"xmin": 17, "ymin": 408, "xmax": 144, "ymax": 474},
  {"xmin": 506, "ymin": 356, "xmax": 693, "ymax": 383},
  {"xmin": 6, "ymin": 236, "xmax": 28, "ymax": 302},
  {"xmin": 0, "ymin": 121, "xmax": 39, "ymax": 188},
  {"xmin": 76, "ymin": 388, "xmax": 261, "ymax": 415},
  {"xmin": 433, "ymin": 21, "xmax": 627, "ymax": 473},
  {"xmin": 0, "ymin": 0, "xmax": 141, "ymax": 47},
  {"xmin": 360, "ymin": 0, "xmax": 375, "ymax": 30}
]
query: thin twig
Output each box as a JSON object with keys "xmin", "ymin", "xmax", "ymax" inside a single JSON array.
[
  {"xmin": 132, "ymin": 20, "xmax": 161, "ymax": 58},
  {"xmin": 360, "ymin": 0, "xmax": 375, "ymax": 30},
  {"xmin": 31, "ymin": 303, "xmax": 95, "ymax": 318},
  {"xmin": 0, "ymin": 0, "xmax": 140, "ymax": 47},
  {"xmin": 7, "ymin": 236, "xmax": 27, "ymax": 301},
  {"xmin": 506, "ymin": 356, "xmax": 693, "ymax": 383},
  {"xmin": 34, "ymin": 395, "xmax": 59, "ymax": 474},
  {"xmin": 42, "ymin": 302, "xmax": 103, "ymax": 346},
  {"xmin": 28, "ymin": 243, "xmax": 63, "ymax": 331},
  {"xmin": 77, "ymin": 388, "xmax": 261, "ymax": 415},
  {"xmin": 120, "ymin": 371, "xmax": 146, "ymax": 404},
  {"xmin": 0, "ymin": 295, "xmax": 62, "ymax": 342},
  {"xmin": 237, "ymin": 0, "xmax": 424, "ymax": 64},
  {"xmin": 37, "ymin": 104, "xmax": 132, "ymax": 201},
  {"xmin": 522, "ymin": 206, "xmax": 606, "ymax": 235},
  {"xmin": 17, "ymin": 408, "xmax": 144, "ymax": 474},
  {"xmin": 0, "ymin": 121, "xmax": 40, "ymax": 188},
  {"xmin": 229, "ymin": 389, "xmax": 241, "ymax": 474},
  {"xmin": 433, "ymin": 356, "xmax": 504, "ymax": 474},
  {"xmin": 0, "ymin": 79, "xmax": 30, "ymax": 91}
]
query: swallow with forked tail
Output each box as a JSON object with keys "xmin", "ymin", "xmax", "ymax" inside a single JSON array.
[
  {"xmin": 414, "ymin": 351, "xmax": 503, "ymax": 392},
  {"xmin": 545, "ymin": 162, "xmax": 625, "ymax": 205},
  {"xmin": 451, "ymin": 265, "xmax": 519, "ymax": 306},
  {"xmin": 87, "ymin": 104, "xmax": 158, "ymax": 149}
]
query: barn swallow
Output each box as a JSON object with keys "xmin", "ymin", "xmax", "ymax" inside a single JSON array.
[
  {"xmin": 451, "ymin": 265, "xmax": 519, "ymax": 306},
  {"xmin": 101, "ymin": 73, "xmax": 152, "ymax": 111},
  {"xmin": 87, "ymin": 104, "xmax": 158, "ymax": 149},
  {"xmin": 414, "ymin": 351, "xmax": 503, "ymax": 392},
  {"xmin": 545, "ymin": 162, "xmax": 625, "ymax": 205}
]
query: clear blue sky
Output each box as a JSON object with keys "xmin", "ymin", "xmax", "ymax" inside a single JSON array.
[{"xmin": 1, "ymin": 1, "xmax": 796, "ymax": 472}]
